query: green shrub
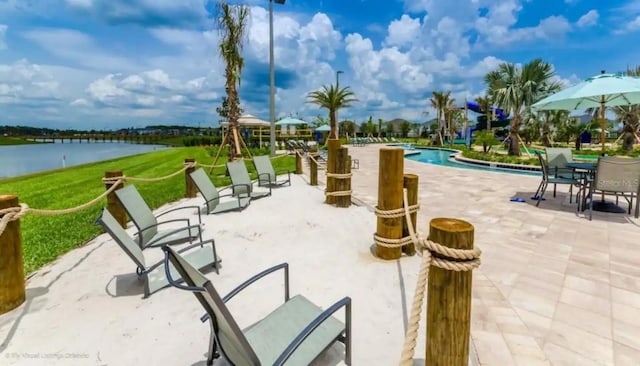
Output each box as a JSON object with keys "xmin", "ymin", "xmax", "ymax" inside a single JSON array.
[
  {"xmin": 473, "ymin": 131, "xmax": 499, "ymax": 152},
  {"xmin": 462, "ymin": 150, "xmax": 539, "ymax": 166}
]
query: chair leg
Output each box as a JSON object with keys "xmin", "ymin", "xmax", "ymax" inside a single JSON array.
[
  {"xmin": 536, "ymin": 182, "xmax": 548, "ymax": 207},
  {"xmin": 569, "ymin": 184, "xmax": 573, "ymax": 203},
  {"xmin": 589, "ymin": 188, "xmax": 594, "ymax": 221},
  {"xmin": 533, "ymin": 180, "xmax": 544, "ymax": 201}
]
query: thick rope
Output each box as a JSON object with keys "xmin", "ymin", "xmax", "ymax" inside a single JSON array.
[
  {"xmin": 371, "ymin": 189, "xmax": 481, "ymax": 365},
  {"xmin": 0, "ymin": 178, "xmax": 125, "ymax": 237},
  {"xmin": 102, "ymin": 163, "xmax": 194, "ymax": 184},
  {"xmin": 387, "ymin": 189, "xmax": 481, "ymax": 365}
]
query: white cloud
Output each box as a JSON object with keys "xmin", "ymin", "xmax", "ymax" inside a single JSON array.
[
  {"xmin": 0, "ymin": 59, "xmax": 62, "ymax": 104},
  {"xmin": 384, "ymin": 15, "xmax": 421, "ymax": 48},
  {"xmin": 0, "ymin": 2, "xmax": 588, "ymax": 128},
  {"xmin": 23, "ymin": 29, "xmax": 136, "ymax": 71},
  {"xmin": 577, "ymin": 10, "xmax": 599, "ymax": 28},
  {"xmin": 0, "ymin": 24, "xmax": 7, "ymax": 50},
  {"xmin": 615, "ymin": 15, "xmax": 640, "ymax": 34}
]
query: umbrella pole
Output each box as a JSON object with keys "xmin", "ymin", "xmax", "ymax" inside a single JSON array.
[{"xmin": 600, "ymin": 97, "xmax": 606, "ymax": 155}]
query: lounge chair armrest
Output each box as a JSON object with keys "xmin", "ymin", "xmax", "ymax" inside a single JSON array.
[
  {"xmin": 161, "ymin": 246, "xmax": 207, "ymax": 292},
  {"xmin": 223, "ymin": 262, "xmax": 289, "ymax": 303},
  {"xmin": 273, "ymin": 296, "xmax": 352, "ymax": 366},
  {"xmin": 220, "ymin": 183, "xmax": 251, "ymax": 193},
  {"xmin": 138, "ymin": 218, "xmax": 191, "ymax": 235},
  {"xmin": 201, "ymin": 262, "xmax": 289, "ymax": 323},
  {"xmin": 143, "ymin": 223, "xmax": 202, "ymax": 249},
  {"xmin": 257, "ymin": 172, "xmax": 272, "ymax": 186},
  {"xmin": 156, "ymin": 205, "xmax": 202, "ymax": 225}
]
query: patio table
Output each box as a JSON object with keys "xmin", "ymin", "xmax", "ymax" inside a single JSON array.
[{"xmin": 566, "ymin": 162, "xmax": 626, "ymax": 213}]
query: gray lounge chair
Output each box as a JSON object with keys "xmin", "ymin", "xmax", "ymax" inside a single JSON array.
[
  {"xmin": 534, "ymin": 151, "xmax": 579, "ymax": 207},
  {"xmin": 162, "ymin": 245, "xmax": 351, "ymax": 366},
  {"xmin": 587, "ymin": 156, "xmax": 640, "ymax": 220},
  {"xmin": 96, "ymin": 209, "xmax": 219, "ymax": 298},
  {"xmin": 253, "ymin": 155, "xmax": 292, "ymax": 187},
  {"xmin": 190, "ymin": 168, "xmax": 251, "ymax": 214},
  {"xmin": 115, "ymin": 184, "xmax": 202, "ymax": 249},
  {"xmin": 226, "ymin": 160, "xmax": 272, "ymax": 200}
]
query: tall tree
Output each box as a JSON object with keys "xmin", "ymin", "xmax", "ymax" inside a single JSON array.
[
  {"xmin": 485, "ymin": 58, "xmax": 561, "ymax": 155},
  {"xmin": 306, "ymin": 84, "xmax": 357, "ymax": 140},
  {"xmin": 216, "ymin": 2, "xmax": 249, "ymax": 160},
  {"xmin": 430, "ymin": 91, "xmax": 453, "ymax": 145}
]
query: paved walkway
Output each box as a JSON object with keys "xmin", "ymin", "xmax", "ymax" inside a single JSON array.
[{"xmin": 311, "ymin": 144, "xmax": 640, "ymax": 366}]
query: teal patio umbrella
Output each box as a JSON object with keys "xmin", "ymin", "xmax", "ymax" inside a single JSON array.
[
  {"xmin": 314, "ymin": 124, "xmax": 331, "ymax": 132},
  {"xmin": 532, "ymin": 71, "xmax": 640, "ymax": 153},
  {"xmin": 275, "ymin": 117, "xmax": 309, "ymax": 126}
]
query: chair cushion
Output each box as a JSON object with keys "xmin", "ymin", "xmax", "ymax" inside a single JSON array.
[{"xmin": 244, "ymin": 295, "xmax": 345, "ymax": 365}]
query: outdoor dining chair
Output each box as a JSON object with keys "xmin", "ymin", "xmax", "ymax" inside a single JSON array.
[
  {"xmin": 587, "ymin": 156, "xmax": 640, "ymax": 220},
  {"xmin": 162, "ymin": 245, "xmax": 351, "ymax": 366},
  {"xmin": 545, "ymin": 147, "xmax": 575, "ymax": 180},
  {"xmin": 534, "ymin": 151, "xmax": 580, "ymax": 207}
]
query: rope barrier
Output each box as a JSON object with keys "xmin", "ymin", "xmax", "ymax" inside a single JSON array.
[
  {"xmin": 0, "ymin": 155, "xmax": 296, "ymax": 237},
  {"xmin": 372, "ymin": 189, "xmax": 481, "ymax": 366},
  {"xmin": 101, "ymin": 163, "xmax": 195, "ymax": 184},
  {"xmin": 0, "ymin": 178, "xmax": 125, "ymax": 237}
]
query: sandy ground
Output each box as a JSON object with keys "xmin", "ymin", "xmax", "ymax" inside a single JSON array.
[{"xmin": 0, "ymin": 174, "xmax": 428, "ymax": 365}]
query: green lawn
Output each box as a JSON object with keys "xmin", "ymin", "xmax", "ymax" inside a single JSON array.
[
  {"xmin": 0, "ymin": 147, "xmax": 295, "ymax": 274},
  {"xmin": 0, "ymin": 137, "xmax": 43, "ymax": 145}
]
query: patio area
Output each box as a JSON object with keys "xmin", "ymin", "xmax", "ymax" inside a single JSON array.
[{"xmin": 0, "ymin": 144, "xmax": 639, "ymax": 365}]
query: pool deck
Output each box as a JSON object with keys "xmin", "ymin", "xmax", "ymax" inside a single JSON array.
[{"xmin": 314, "ymin": 144, "xmax": 640, "ymax": 365}]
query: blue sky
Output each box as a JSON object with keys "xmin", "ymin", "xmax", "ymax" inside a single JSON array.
[{"xmin": 0, "ymin": 0, "xmax": 639, "ymax": 130}]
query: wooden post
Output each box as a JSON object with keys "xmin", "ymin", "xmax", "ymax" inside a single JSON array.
[
  {"xmin": 309, "ymin": 153, "xmax": 318, "ymax": 186},
  {"xmin": 104, "ymin": 170, "xmax": 127, "ymax": 228},
  {"xmin": 426, "ymin": 218, "xmax": 474, "ymax": 366},
  {"xmin": 375, "ymin": 148, "xmax": 404, "ymax": 259},
  {"xmin": 335, "ymin": 147, "xmax": 351, "ymax": 207},
  {"xmin": 295, "ymin": 150, "xmax": 303, "ymax": 174},
  {"xmin": 184, "ymin": 158, "xmax": 196, "ymax": 198},
  {"xmin": 325, "ymin": 139, "xmax": 342, "ymax": 204},
  {"xmin": 0, "ymin": 195, "xmax": 26, "ymax": 315},
  {"xmin": 402, "ymin": 174, "xmax": 418, "ymax": 256}
]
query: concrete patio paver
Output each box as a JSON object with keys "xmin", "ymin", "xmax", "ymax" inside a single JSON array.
[{"xmin": 309, "ymin": 144, "xmax": 640, "ymax": 365}]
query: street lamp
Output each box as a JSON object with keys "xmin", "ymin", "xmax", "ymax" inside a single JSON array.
[{"xmin": 269, "ymin": 0, "xmax": 286, "ymax": 156}]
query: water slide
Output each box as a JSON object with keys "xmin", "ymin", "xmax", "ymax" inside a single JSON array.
[{"xmin": 465, "ymin": 101, "xmax": 507, "ymax": 120}]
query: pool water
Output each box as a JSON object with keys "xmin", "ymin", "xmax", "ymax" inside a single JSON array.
[{"xmin": 404, "ymin": 148, "xmax": 541, "ymax": 176}]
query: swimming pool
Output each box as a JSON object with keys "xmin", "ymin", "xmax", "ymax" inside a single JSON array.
[{"xmin": 403, "ymin": 147, "xmax": 541, "ymax": 176}]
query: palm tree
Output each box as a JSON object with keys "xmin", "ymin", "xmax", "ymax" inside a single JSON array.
[
  {"xmin": 216, "ymin": 2, "xmax": 249, "ymax": 160},
  {"xmin": 613, "ymin": 66, "xmax": 640, "ymax": 150},
  {"xmin": 485, "ymin": 58, "xmax": 561, "ymax": 155},
  {"xmin": 306, "ymin": 84, "xmax": 357, "ymax": 140},
  {"xmin": 430, "ymin": 91, "xmax": 453, "ymax": 145}
]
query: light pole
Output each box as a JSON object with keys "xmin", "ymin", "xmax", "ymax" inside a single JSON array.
[
  {"xmin": 335, "ymin": 70, "xmax": 344, "ymax": 137},
  {"xmin": 269, "ymin": 0, "xmax": 285, "ymax": 156}
]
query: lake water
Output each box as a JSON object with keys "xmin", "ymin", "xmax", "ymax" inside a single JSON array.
[{"xmin": 0, "ymin": 141, "xmax": 168, "ymax": 179}]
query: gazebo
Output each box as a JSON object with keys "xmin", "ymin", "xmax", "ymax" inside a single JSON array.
[
  {"xmin": 220, "ymin": 114, "xmax": 271, "ymax": 146},
  {"xmin": 275, "ymin": 117, "xmax": 309, "ymax": 136}
]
